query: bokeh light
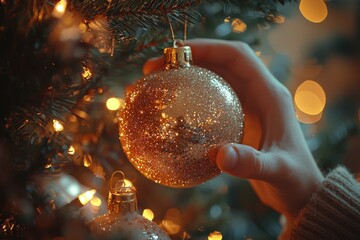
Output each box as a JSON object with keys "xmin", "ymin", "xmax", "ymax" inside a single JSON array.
[
  {"xmin": 161, "ymin": 219, "xmax": 180, "ymax": 235},
  {"xmin": 294, "ymin": 80, "xmax": 326, "ymax": 115},
  {"xmin": 294, "ymin": 80, "xmax": 326, "ymax": 124},
  {"xmin": 106, "ymin": 97, "xmax": 122, "ymax": 111},
  {"xmin": 295, "ymin": 109, "xmax": 323, "ymax": 124},
  {"xmin": 208, "ymin": 231, "xmax": 222, "ymax": 240},
  {"xmin": 299, "ymin": 0, "xmax": 328, "ymax": 23},
  {"xmin": 142, "ymin": 209, "xmax": 155, "ymax": 221}
]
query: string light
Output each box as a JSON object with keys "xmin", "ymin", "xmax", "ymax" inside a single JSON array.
[
  {"xmin": 78, "ymin": 189, "xmax": 96, "ymax": 205},
  {"xmin": 142, "ymin": 209, "xmax": 155, "ymax": 221},
  {"xmin": 52, "ymin": 0, "xmax": 67, "ymax": 18},
  {"xmin": 231, "ymin": 18, "xmax": 247, "ymax": 33},
  {"xmin": 68, "ymin": 145, "xmax": 75, "ymax": 155},
  {"xmin": 90, "ymin": 197, "xmax": 102, "ymax": 207},
  {"xmin": 83, "ymin": 154, "xmax": 92, "ymax": 167},
  {"xmin": 299, "ymin": 0, "xmax": 328, "ymax": 23},
  {"xmin": 83, "ymin": 95, "xmax": 91, "ymax": 102},
  {"xmin": 208, "ymin": 231, "xmax": 223, "ymax": 240},
  {"xmin": 82, "ymin": 66, "xmax": 92, "ymax": 81},
  {"xmin": 106, "ymin": 97, "xmax": 123, "ymax": 111},
  {"xmin": 53, "ymin": 119, "xmax": 64, "ymax": 132}
]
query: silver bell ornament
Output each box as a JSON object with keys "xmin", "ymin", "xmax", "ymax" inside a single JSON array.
[
  {"xmin": 119, "ymin": 44, "xmax": 244, "ymax": 188},
  {"xmin": 89, "ymin": 171, "xmax": 170, "ymax": 239}
]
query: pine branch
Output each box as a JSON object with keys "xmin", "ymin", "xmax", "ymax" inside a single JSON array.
[{"xmin": 69, "ymin": 0, "xmax": 200, "ymax": 21}]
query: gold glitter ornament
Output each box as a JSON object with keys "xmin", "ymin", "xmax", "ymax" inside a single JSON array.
[
  {"xmin": 119, "ymin": 45, "xmax": 244, "ymax": 188},
  {"xmin": 89, "ymin": 171, "xmax": 170, "ymax": 239}
]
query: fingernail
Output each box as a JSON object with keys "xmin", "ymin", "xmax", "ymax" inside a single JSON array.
[{"xmin": 219, "ymin": 145, "xmax": 238, "ymax": 171}]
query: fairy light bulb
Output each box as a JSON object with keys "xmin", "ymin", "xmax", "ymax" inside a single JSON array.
[
  {"xmin": 68, "ymin": 145, "xmax": 75, "ymax": 155},
  {"xmin": 82, "ymin": 66, "xmax": 92, "ymax": 81},
  {"xmin": 78, "ymin": 189, "xmax": 96, "ymax": 205},
  {"xmin": 53, "ymin": 119, "xmax": 64, "ymax": 132},
  {"xmin": 52, "ymin": 0, "xmax": 67, "ymax": 18},
  {"xmin": 106, "ymin": 97, "xmax": 122, "ymax": 111},
  {"xmin": 142, "ymin": 209, "xmax": 155, "ymax": 221},
  {"xmin": 231, "ymin": 18, "xmax": 247, "ymax": 33},
  {"xmin": 208, "ymin": 231, "xmax": 223, "ymax": 240}
]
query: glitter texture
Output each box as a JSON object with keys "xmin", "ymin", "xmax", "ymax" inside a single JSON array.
[
  {"xmin": 90, "ymin": 211, "xmax": 170, "ymax": 239},
  {"xmin": 119, "ymin": 49, "xmax": 244, "ymax": 188}
]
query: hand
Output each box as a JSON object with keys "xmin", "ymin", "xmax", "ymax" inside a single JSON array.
[{"xmin": 143, "ymin": 39, "xmax": 324, "ymax": 222}]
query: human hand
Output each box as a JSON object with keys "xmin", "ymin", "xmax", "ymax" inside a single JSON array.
[{"xmin": 143, "ymin": 39, "xmax": 324, "ymax": 222}]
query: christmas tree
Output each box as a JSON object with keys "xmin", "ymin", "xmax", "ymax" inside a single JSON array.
[{"xmin": 1, "ymin": 0, "xmax": 359, "ymax": 239}]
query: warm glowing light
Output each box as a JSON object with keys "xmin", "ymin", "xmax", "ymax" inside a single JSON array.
[
  {"xmin": 224, "ymin": 16, "xmax": 231, "ymax": 23},
  {"xmin": 53, "ymin": 119, "xmax": 64, "ymax": 132},
  {"xmin": 44, "ymin": 163, "xmax": 52, "ymax": 169},
  {"xmin": 90, "ymin": 196, "xmax": 102, "ymax": 207},
  {"xmin": 68, "ymin": 115, "xmax": 77, "ymax": 122},
  {"xmin": 82, "ymin": 66, "xmax": 92, "ymax": 80},
  {"xmin": 78, "ymin": 189, "xmax": 96, "ymax": 205},
  {"xmin": 295, "ymin": 108, "xmax": 323, "ymax": 124},
  {"xmin": 208, "ymin": 231, "xmax": 223, "ymax": 240},
  {"xmin": 52, "ymin": 0, "xmax": 67, "ymax": 18},
  {"xmin": 294, "ymin": 80, "xmax": 326, "ymax": 115},
  {"xmin": 106, "ymin": 97, "xmax": 122, "ymax": 111},
  {"xmin": 83, "ymin": 154, "xmax": 92, "ymax": 167},
  {"xmin": 299, "ymin": 0, "xmax": 328, "ymax": 23},
  {"xmin": 68, "ymin": 145, "xmax": 75, "ymax": 155},
  {"xmin": 231, "ymin": 18, "xmax": 247, "ymax": 33},
  {"xmin": 142, "ymin": 209, "xmax": 155, "ymax": 221},
  {"xmin": 83, "ymin": 95, "xmax": 91, "ymax": 102},
  {"xmin": 162, "ymin": 220, "xmax": 180, "ymax": 235}
]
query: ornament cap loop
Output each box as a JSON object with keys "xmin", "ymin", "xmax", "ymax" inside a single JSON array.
[
  {"xmin": 108, "ymin": 171, "xmax": 137, "ymax": 214},
  {"xmin": 164, "ymin": 45, "xmax": 192, "ymax": 69}
]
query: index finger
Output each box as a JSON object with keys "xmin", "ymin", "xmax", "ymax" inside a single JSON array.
[{"xmin": 144, "ymin": 39, "xmax": 284, "ymax": 112}]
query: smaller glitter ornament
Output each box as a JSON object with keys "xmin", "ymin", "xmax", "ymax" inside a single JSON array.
[
  {"xmin": 119, "ymin": 42, "xmax": 244, "ymax": 188},
  {"xmin": 89, "ymin": 171, "xmax": 170, "ymax": 240}
]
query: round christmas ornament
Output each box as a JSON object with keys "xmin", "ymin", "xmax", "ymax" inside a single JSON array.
[
  {"xmin": 119, "ymin": 44, "xmax": 244, "ymax": 187},
  {"xmin": 89, "ymin": 171, "xmax": 170, "ymax": 239}
]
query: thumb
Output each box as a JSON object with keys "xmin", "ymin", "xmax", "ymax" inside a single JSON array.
[
  {"xmin": 216, "ymin": 143, "xmax": 272, "ymax": 181},
  {"xmin": 143, "ymin": 56, "xmax": 163, "ymax": 75}
]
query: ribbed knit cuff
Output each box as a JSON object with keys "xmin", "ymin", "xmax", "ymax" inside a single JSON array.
[{"xmin": 282, "ymin": 166, "xmax": 360, "ymax": 240}]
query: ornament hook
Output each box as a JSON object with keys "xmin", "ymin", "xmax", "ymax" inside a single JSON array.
[
  {"xmin": 110, "ymin": 170, "xmax": 125, "ymax": 193},
  {"xmin": 163, "ymin": 0, "xmax": 175, "ymax": 42},
  {"xmin": 173, "ymin": 39, "xmax": 184, "ymax": 48},
  {"xmin": 163, "ymin": 0, "xmax": 189, "ymax": 47}
]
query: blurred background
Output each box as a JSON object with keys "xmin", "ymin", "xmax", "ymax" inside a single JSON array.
[{"xmin": 0, "ymin": 0, "xmax": 359, "ymax": 239}]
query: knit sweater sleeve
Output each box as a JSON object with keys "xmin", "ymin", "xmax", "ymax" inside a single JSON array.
[{"xmin": 280, "ymin": 166, "xmax": 360, "ymax": 240}]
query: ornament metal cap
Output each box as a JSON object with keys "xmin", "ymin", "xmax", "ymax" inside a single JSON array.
[
  {"xmin": 164, "ymin": 41, "xmax": 192, "ymax": 69},
  {"xmin": 108, "ymin": 171, "xmax": 137, "ymax": 214}
]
